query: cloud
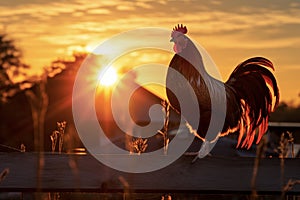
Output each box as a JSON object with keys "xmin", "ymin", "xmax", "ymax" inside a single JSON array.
[
  {"xmin": 2, "ymin": 0, "xmax": 299, "ymax": 61},
  {"xmin": 0, "ymin": 2, "xmax": 75, "ymax": 18},
  {"xmin": 0, "ymin": 0, "xmax": 299, "ymax": 103},
  {"xmin": 116, "ymin": 5, "xmax": 135, "ymax": 11},
  {"xmin": 86, "ymin": 8, "xmax": 111, "ymax": 15}
]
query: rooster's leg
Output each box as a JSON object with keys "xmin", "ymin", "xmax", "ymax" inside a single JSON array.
[{"xmin": 186, "ymin": 136, "xmax": 219, "ymax": 163}]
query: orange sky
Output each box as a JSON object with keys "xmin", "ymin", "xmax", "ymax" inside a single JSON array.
[{"xmin": 0, "ymin": 0, "xmax": 299, "ymax": 105}]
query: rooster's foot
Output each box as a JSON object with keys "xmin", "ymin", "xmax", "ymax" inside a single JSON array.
[{"xmin": 190, "ymin": 140, "xmax": 216, "ymax": 163}]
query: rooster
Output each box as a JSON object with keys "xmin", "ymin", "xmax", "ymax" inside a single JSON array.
[{"xmin": 166, "ymin": 24, "xmax": 279, "ymax": 158}]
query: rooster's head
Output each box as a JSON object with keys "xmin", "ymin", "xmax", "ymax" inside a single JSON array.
[{"xmin": 170, "ymin": 24, "xmax": 188, "ymax": 53}]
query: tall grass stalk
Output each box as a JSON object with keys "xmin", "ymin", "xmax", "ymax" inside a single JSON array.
[
  {"xmin": 158, "ymin": 100, "xmax": 170, "ymax": 155},
  {"xmin": 50, "ymin": 130, "xmax": 58, "ymax": 153},
  {"xmin": 251, "ymin": 136, "xmax": 266, "ymax": 200},
  {"xmin": 49, "ymin": 122, "xmax": 66, "ymax": 200},
  {"xmin": 279, "ymin": 131, "xmax": 300, "ymax": 199},
  {"xmin": 0, "ymin": 168, "xmax": 9, "ymax": 183},
  {"xmin": 57, "ymin": 121, "xmax": 67, "ymax": 154},
  {"xmin": 25, "ymin": 72, "xmax": 48, "ymax": 199},
  {"xmin": 161, "ymin": 194, "xmax": 172, "ymax": 200},
  {"xmin": 119, "ymin": 176, "xmax": 132, "ymax": 200},
  {"xmin": 50, "ymin": 121, "xmax": 67, "ymax": 153},
  {"xmin": 20, "ymin": 143, "xmax": 26, "ymax": 152}
]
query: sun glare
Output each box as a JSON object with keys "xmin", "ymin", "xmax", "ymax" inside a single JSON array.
[{"xmin": 98, "ymin": 67, "xmax": 118, "ymax": 87}]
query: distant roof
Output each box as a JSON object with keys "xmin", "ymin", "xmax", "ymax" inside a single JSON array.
[{"xmin": 269, "ymin": 122, "xmax": 300, "ymax": 128}]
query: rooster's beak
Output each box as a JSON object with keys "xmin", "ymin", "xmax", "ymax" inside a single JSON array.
[{"xmin": 170, "ymin": 38, "xmax": 174, "ymax": 42}]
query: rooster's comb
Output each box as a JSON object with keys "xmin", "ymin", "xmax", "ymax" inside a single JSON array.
[{"xmin": 173, "ymin": 24, "xmax": 187, "ymax": 34}]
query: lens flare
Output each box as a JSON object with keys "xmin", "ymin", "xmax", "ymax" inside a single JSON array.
[{"xmin": 99, "ymin": 67, "xmax": 118, "ymax": 86}]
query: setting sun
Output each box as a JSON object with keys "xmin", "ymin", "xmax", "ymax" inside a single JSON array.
[{"xmin": 98, "ymin": 67, "xmax": 118, "ymax": 87}]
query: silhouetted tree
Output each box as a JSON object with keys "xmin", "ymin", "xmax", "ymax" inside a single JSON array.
[
  {"xmin": 270, "ymin": 102, "xmax": 300, "ymax": 122},
  {"xmin": 0, "ymin": 33, "xmax": 48, "ymax": 152},
  {"xmin": 0, "ymin": 33, "xmax": 30, "ymax": 102}
]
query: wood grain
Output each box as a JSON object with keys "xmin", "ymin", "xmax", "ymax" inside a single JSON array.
[{"xmin": 0, "ymin": 153, "xmax": 300, "ymax": 194}]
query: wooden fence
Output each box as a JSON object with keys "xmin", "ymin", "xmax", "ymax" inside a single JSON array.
[{"xmin": 0, "ymin": 152, "xmax": 300, "ymax": 195}]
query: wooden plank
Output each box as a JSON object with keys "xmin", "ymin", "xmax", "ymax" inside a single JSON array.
[{"xmin": 0, "ymin": 153, "xmax": 300, "ymax": 193}]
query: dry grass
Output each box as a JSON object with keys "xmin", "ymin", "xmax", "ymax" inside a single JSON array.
[
  {"xmin": 50, "ymin": 130, "xmax": 59, "ymax": 153},
  {"xmin": 278, "ymin": 131, "xmax": 294, "ymax": 159},
  {"xmin": 161, "ymin": 194, "xmax": 172, "ymax": 200},
  {"xmin": 130, "ymin": 137, "xmax": 148, "ymax": 154},
  {"xmin": 0, "ymin": 168, "xmax": 9, "ymax": 183},
  {"xmin": 278, "ymin": 131, "xmax": 300, "ymax": 199},
  {"xmin": 20, "ymin": 143, "xmax": 26, "ymax": 152},
  {"xmin": 250, "ymin": 131, "xmax": 300, "ymax": 200},
  {"xmin": 48, "ymin": 121, "xmax": 67, "ymax": 200},
  {"xmin": 250, "ymin": 136, "xmax": 267, "ymax": 200},
  {"xmin": 158, "ymin": 100, "xmax": 170, "ymax": 155},
  {"xmin": 50, "ymin": 121, "xmax": 67, "ymax": 153}
]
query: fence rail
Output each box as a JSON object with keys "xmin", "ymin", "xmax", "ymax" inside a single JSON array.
[{"xmin": 0, "ymin": 153, "xmax": 300, "ymax": 194}]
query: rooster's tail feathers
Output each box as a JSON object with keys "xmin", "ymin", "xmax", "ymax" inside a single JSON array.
[{"xmin": 226, "ymin": 57, "xmax": 279, "ymax": 149}]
